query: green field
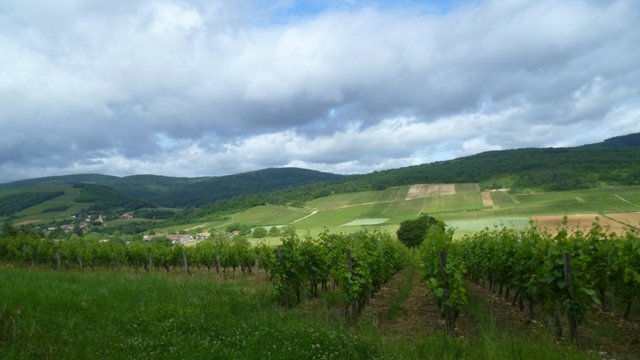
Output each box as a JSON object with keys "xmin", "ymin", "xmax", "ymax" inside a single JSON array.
[
  {"xmin": 0, "ymin": 268, "xmax": 597, "ymax": 359},
  {"xmin": 2, "ymin": 184, "xmax": 638, "ymax": 359},
  {"xmin": 4, "ymin": 182, "xmax": 640, "ymax": 240},
  {"xmin": 164, "ymin": 185, "xmax": 640, "ymax": 238},
  {"xmin": 231, "ymin": 205, "xmax": 312, "ymax": 226},
  {"xmin": 0, "ymin": 185, "xmax": 88, "ymax": 224}
]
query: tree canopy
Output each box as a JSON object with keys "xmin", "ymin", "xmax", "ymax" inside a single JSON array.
[{"xmin": 396, "ymin": 214, "xmax": 445, "ymax": 248}]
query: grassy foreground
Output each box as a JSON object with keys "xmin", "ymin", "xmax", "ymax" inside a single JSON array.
[{"xmin": 1, "ymin": 267, "xmax": 594, "ymax": 360}]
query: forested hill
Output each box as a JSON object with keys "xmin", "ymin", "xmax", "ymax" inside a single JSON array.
[
  {"xmin": 583, "ymin": 132, "xmax": 640, "ymax": 149},
  {"xmin": 190, "ymin": 133, "xmax": 640, "ymax": 216},
  {"xmin": 335, "ymin": 134, "xmax": 640, "ymax": 192},
  {"xmin": 1, "ymin": 133, "xmax": 639, "ymax": 217},
  {"xmin": 0, "ymin": 168, "xmax": 344, "ymax": 208},
  {"xmin": 118, "ymin": 167, "xmax": 344, "ymax": 207}
]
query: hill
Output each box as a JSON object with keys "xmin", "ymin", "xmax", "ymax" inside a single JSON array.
[
  {"xmin": 1, "ymin": 133, "xmax": 639, "ymax": 225},
  {"xmin": 0, "ymin": 168, "xmax": 344, "ymax": 224},
  {"xmin": 586, "ymin": 132, "xmax": 640, "ymax": 149},
  {"xmin": 0, "ymin": 174, "xmax": 120, "ymax": 189},
  {"xmin": 326, "ymin": 133, "xmax": 640, "ymax": 193},
  {"xmin": 114, "ymin": 167, "xmax": 345, "ymax": 207}
]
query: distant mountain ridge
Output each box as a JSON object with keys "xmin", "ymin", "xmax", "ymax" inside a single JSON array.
[
  {"xmin": 1, "ymin": 133, "xmax": 639, "ymax": 217},
  {"xmin": 0, "ymin": 167, "xmax": 344, "ymax": 208},
  {"xmin": 333, "ymin": 132, "xmax": 640, "ymax": 192},
  {"xmin": 584, "ymin": 132, "xmax": 640, "ymax": 148}
]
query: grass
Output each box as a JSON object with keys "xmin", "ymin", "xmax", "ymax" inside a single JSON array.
[
  {"xmin": 230, "ymin": 205, "xmax": 311, "ymax": 226},
  {"xmin": 306, "ymin": 187, "xmax": 403, "ymax": 211},
  {"xmin": 0, "ymin": 267, "xmax": 601, "ymax": 360},
  {"xmin": 7, "ymin": 182, "xmax": 640, "ymax": 239},
  {"xmin": 461, "ymin": 285, "xmax": 593, "ymax": 360},
  {"xmin": 489, "ymin": 191, "xmax": 514, "ymax": 207},
  {"xmin": 148, "ymin": 185, "xmax": 640, "ymax": 239},
  {"xmin": 343, "ymin": 218, "xmax": 390, "ymax": 226},
  {"xmin": 296, "ymin": 204, "xmax": 374, "ymax": 228},
  {"xmin": 0, "ymin": 268, "xmax": 377, "ymax": 359},
  {"xmin": 3, "ymin": 185, "xmax": 88, "ymax": 224},
  {"xmin": 385, "ymin": 263, "xmax": 416, "ymax": 321}
]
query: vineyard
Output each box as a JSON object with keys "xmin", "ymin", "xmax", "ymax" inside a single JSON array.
[
  {"xmin": 1, "ymin": 223, "xmax": 639, "ymax": 358},
  {"xmin": 420, "ymin": 222, "xmax": 640, "ymax": 345},
  {"xmin": 270, "ymin": 229, "xmax": 409, "ymax": 316},
  {"xmin": 0, "ymin": 231, "xmax": 271, "ymax": 276},
  {"xmin": 0, "ymin": 228, "xmax": 409, "ymax": 320}
]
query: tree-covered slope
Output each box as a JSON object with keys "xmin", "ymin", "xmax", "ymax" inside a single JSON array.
[
  {"xmin": 338, "ymin": 145, "xmax": 640, "ymax": 192},
  {"xmin": 142, "ymin": 167, "xmax": 344, "ymax": 207},
  {"xmin": 195, "ymin": 133, "xmax": 640, "ymax": 214},
  {"xmin": 0, "ymin": 168, "xmax": 344, "ymax": 211},
  {"xmin": 0, "ymin": 174, "xmax": 119, "ymax": 189},
  {"xmin": 585, "ymin": 132, "xmax": 640, "ymax": 149},
  {"xmin": 1, "ymin": 133, "xmax": 639, "ymax": 221}
]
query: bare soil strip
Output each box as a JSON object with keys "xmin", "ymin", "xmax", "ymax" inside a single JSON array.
[
  {"xmin": 360, "ymin": 267, "xmax": 477, "ymax": 339},
  {"xmin": 405, "ymin": 184, "xmax": 456, "ymax": 200},
  {"xmin": 604, "ymin": 212, "xmax": 640, "ymax": 229},
  {"xmin": 481, "ymin": 191, "xmax": 495, "ymax": 208},
  {"xmin": 531, "ymin": 214, "xmax": 634, "ymax": 235}
]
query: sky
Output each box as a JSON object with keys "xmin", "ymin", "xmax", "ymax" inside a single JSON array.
[{"xmin": 0, "ymin": 0, "xmax": 639, "ymax": 183}]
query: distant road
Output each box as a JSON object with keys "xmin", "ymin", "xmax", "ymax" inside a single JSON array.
[{"xmin": 614, "ymin": 194, "xmax": 640, "ymax": 207}]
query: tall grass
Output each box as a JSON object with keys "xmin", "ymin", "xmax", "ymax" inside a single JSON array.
[{"xmin": 1, "ymin": 268, "xmax": 597, "ymax": 359}]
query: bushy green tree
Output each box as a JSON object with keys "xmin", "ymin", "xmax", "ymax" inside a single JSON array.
[
  {"xmin": 252, "ymin": 227, "xmax": 268, "ymax": 238},
  {"xmin": 226, "ymin": 223, "xmax": 251, "ymax": 236},
  {"xmin": 269, "ymin": 226, "xmax": 281, "ymax": 237},
  {"xmin": 396, "ymin": 214, "xmax": 444, "ymax": 248}
]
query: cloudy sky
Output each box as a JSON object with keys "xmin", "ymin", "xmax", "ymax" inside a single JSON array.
[{"xmin": 1, "ymin": 0, "xmax": 639, "ymax": 183}]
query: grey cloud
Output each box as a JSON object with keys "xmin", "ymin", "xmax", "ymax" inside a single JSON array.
[{"xmin": 0, "ymin": 0, "xmax": 639, "ymax": 182}]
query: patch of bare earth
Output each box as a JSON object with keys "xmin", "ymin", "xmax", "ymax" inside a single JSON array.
[
  {"xmin": 605, "ymin": 212, "xmax": 640, "ymax": 229},
  {"xmin": 405, "ymin": 184, "xmax": 456, "ymax": 200},
  {"xmin": 481, "ymin": 191, "xmax": 495, "ymax": 208},
  {"xmin": 531, "ymin": 214, "xmax": 632, "ymax": 235},
  {"xmin": 360, "ymin": 268, "xmax": 477, "ymax": 340}
]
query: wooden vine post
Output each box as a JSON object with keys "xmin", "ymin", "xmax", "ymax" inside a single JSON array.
[
  {"xmin": 277, "ymin": 246, "xmax": 289, "ymax": 308},
  {"xmin": 183, "ymin": 250, "xmax": 191, "ymax": 275},
  {"xmin": 440, "ymin": 250, "xmax": 454, "ymax": 336},
  {"xmin": 55, "ymin": 249, "xmax": 61, "ymax": 270},
  {"xmin": 345, "ymin": 248, "xmax": 353, "ymax": 319},
  {"xmin": 564, "ymin": 252, "xmax": 578, "ymax": 343},
  {"xmin": 146, "ymin": 252, "xmax": 153, "ymax": 272},
  {"xmin": 606, "ymin": 237, "xmax": 616, "ymax": 316}
]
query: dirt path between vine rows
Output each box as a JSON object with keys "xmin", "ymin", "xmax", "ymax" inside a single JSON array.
[{"xmin": 360, "ymin": 267, "xmax": 478, "ymax": 340}]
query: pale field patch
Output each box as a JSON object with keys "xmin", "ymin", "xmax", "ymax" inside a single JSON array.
[
  {"xmin": 481, "ymin": 192, "xmax": 495, "ymax": 207},
  {"xmin": 605, "ymin": 212, "xmax": 640, "ymax": 228},
  {"xmin": 405, "ymin": 184, "xmax": 456, "ymax": 200},
  {"xmin": 531, "ymin": 213, "xmax": 636, "ymax": 235},
  {"xmin": 342, "ymin": 218, "xmax": 390, "ymax": 226}
]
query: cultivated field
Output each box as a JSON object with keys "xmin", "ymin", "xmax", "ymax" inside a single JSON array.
[
  {"xmin": 4, "ymin": 181, "xmax": 640, "ymax": 241},
  {"xmin": 151, "ymin": 184, "xmax": 640, "ymax": 240},
  {"xmin": 405, "ymin": 183, "xmax": 456, "ymax": 200},
  {"xmin": 532, "ymin": 213, "xmax": 640, "ymax": 235},
  {"xmin": 2, "ymin": 185, "xmax": 88, "ymax": 225}
]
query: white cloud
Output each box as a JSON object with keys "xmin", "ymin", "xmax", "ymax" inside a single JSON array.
[{"xmin": 0, "ymin": 0, "xmax": 639, "ymax": 182}]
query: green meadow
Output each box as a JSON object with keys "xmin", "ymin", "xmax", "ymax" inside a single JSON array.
[
  {"xmin": 165, "ymin": 185, "xmax": 640, "ymax": 239},
  {"xmin": 0, "ymin": 268, "xmax": 595, "ymax": 360},
  {"xmin": 3, "ymin": 182, "xmax": 640, "ymax": 240}
]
